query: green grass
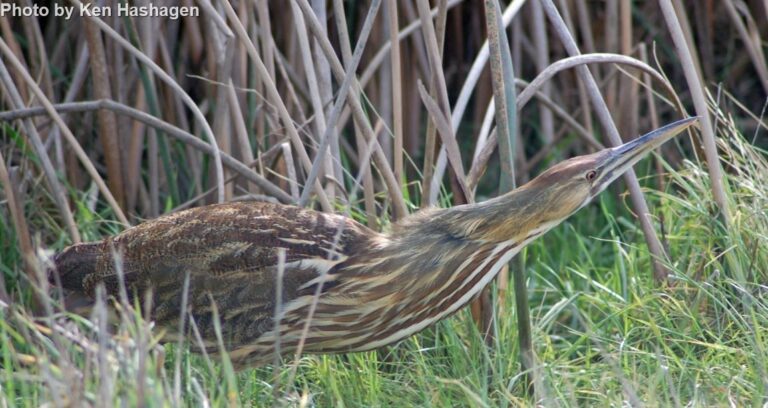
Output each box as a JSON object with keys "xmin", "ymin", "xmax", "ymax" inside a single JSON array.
[{"xmin": 1, "ymin": 119, "xmax": 766, "ymax": 407}]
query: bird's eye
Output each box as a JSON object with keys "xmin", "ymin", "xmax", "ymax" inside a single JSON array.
[{"xmin": 585, "ymin": 170, "xmax": 597, "ymax": 182}]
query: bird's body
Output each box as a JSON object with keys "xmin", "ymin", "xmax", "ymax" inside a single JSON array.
[
  {"xmin": 55, "ymin": 199, "xmax": 541, "ymax": 366},
  {"xmin": 53, "ymin": 118, "xmax": 697, "ymax": 368},
  {"xmin": 57, "ymin": 203, "xmax": 378, "ymax": 365}
]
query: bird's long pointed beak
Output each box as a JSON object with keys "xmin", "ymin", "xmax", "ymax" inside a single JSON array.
[
  {"xmin": 593, "ymin": 117, "xmax": 699, "ymax": 194},
  {"xmin": 613, "ymin": 117, "xmax": 699, "ymax": 159}
]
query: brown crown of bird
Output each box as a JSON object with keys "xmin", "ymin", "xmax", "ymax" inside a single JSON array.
[{"xmin": 52, "ymin": 117, "xmax": 697, "ymax": 369}]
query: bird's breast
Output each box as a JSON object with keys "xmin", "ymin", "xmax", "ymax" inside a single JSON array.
[{"xmin": 310, "ymin": 239, "xmax": 522, "ymax": 351}]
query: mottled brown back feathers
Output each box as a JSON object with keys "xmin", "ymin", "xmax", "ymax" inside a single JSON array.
[{"xmin": 53, "ymin": 202, "xmax": 378, "ymax": 358}]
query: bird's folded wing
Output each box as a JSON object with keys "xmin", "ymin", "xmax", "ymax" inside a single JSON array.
[{"xmin": 54, "ymin": 202, "xmax": 376, "ymax": 347}]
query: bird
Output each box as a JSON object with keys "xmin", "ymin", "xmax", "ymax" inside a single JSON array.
[{"xmin": 52, "ymin": 117, "xmax": 697, "ymax": 368}]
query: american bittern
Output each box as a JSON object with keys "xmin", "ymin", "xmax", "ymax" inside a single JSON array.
[{"xmin": 53, "ymin": 118, "xmax": 696, "ymax": 368}]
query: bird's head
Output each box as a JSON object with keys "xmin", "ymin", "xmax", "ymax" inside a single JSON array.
[
  {"xmin": 465, "ymin": 117, "xmax": 698, "ymax": 242},
  {"xmin": 524, "ymin": 117, "xmax": 698, "ymax": 223}
]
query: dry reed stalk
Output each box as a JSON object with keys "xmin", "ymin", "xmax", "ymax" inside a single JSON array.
[
  {"xmin": 83, "ymin": 0, "xmax": 125, "ymax": 209},
  {"xmin": 0, "ymin": 54, "xmax": 82, "ymax": 242},
  {"xmin": 0, "ymin": 16, "xmax": 29, "ymax": 102},
  {"xmin": 659, "ymin": 0, "xmax": 731, "ymax": 228},
  {"xmin": 721, "ymin": 1, "xmax": 768, "ymax": 98},
  {"xmin": 312, "ymin": 0, "xmax": 341, "ymax": 202},
  {"xmin": 290, "ymin": 0, "xmax": 332, "ymax": 200},
  {"xmin": 430, "ymin": 0, "xmax": 525, "ymax": 206},
  {"xmin": 617, "ymin": 0, "xmax": 638, "ymax": 142},
  {"xmin": 387, "ymin": 0, "xmax": 405, "ymax": 188},
  {"xmin": 540, "ymin": 0, "xmax": 673, "ymax": 282},
  {"xmin": 227, "ymin": 80, "xmax": 257, "ymax": 193},
  {"xmin": 531, "ymin": 0, "xmax": 554, "ymax": 148},
  {"xmin": 482, "ymin": 0, "xmax": 529, "ymax": 391},
  {"xmin": 417, "ymin": 0, "xmax": 450, "ymax": 207},
  {"xmin": 219, "ymin": 0, "xmax": 332, "ymax": 212},
  {"xmin": 297, "ymin": 0, "xmax": 382, "ymax": 212},
  {"xmin": 0, "ymin": 101, "xmax": 293, "ymax": 203},
  {"xmin": 70, "ymin": 0, "xmax": 226, "ymax": 205},
  {"xmin": 329, "ymin": 0, "xmax": 376, "ymax": 224},
  {"xmin": 295, "ymin": 0, "xmax": 408, "ymax": 219},
  {"xmin": 0, "ymin": 150, "xmax": 33, "ymax": 291}
]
